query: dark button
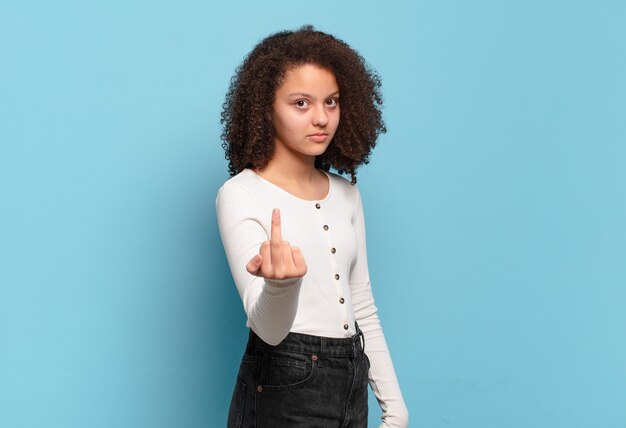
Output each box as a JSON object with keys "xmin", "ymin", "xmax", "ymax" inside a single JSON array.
[
  {"xmin": 256, "ymin": 385, "xmax": 263, "ymax": 393},
  {"xmin": 343, "ymin": 324, "xmax": 349, "ymax": 330},
  {"xmin": 323, "ymin": 225, "xmax": 329, "ymax": 231},
  {"xmin": 315, "ymin": 203, "xmax": 321, "ymax": 209},
  {"xmin": 312, "ymin": 355, "xmax": 318, "ymax": 361},
  {"xmin": 334, "ymin": 274, "xmax": 340, "ymax": 280},
  {"xmin": 339, "ymin": 298, "xmax": 345, "ymax": 304},
  {"xmin": 331, "ymin": 247, "xmax": 336, "ymax": 254}
]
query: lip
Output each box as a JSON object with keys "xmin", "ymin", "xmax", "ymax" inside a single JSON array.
[{"xmin": 307, "ymin": 133, "xmax": 329, "ymax": 142}]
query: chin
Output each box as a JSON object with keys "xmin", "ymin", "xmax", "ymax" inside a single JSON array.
[{"xmin": 309, "ymin": 147, "xmax": 330, "ymax": 157}]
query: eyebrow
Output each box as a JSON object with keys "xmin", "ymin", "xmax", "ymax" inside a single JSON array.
[{"xmin": 287, "ymin": 91, "xmax": 340, "ymax": 99}]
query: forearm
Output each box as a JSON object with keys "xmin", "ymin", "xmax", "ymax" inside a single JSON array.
[
  {"xmin": 359, "ymin": 315, "xmax": 409, "ymax": 428},
  {"xmin": 243, "ymin": 276, "xmax": 302, "ymax": 345},
  {"xmin": 353, "ymin": 286, "xmax": 408, "ymax": 427}
]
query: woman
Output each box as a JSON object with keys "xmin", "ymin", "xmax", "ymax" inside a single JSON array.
[{"xmin": 216, "ymin": 26, "xmax": 409, "ymax": 427}]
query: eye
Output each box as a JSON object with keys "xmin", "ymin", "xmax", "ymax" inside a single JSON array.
[
  {"xmin": 294, "ymin": 99, "xmax": 310, "ymax": 109},
  {"xmin": 326, "ymin": 97, "xmax": 339, "ymax": 107}
]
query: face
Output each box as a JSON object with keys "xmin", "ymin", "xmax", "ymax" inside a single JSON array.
[{"xmin": 271, "ymin": 64, "xmax": 340, "ymax": 161}]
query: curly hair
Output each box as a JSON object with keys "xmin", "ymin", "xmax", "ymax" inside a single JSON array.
[{"xmin": 220, "ymin": 25, "xmax": 386, "ymax": 184}]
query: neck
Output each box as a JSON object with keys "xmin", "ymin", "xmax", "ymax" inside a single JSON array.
[{"xmin": 259, "ymin": 141, "xmax": 318, "ymax": 183}]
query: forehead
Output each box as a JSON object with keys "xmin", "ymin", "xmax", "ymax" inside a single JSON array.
[{"xmin": 276, "ymin": 64, "xmax": 338, "ymax": 95}]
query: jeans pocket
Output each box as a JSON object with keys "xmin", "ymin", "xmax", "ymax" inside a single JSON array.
[
  {"xmin": 261, "ymin": 351, "xmax": 317, "ymax": 390},
  {"xmin": 226, "ymin": 380, "xmax": 246, "ymax": 428}
]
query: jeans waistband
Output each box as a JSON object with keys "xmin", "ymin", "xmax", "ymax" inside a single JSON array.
[{"xmin": 246, "ymin": 323, "xmax": 365, "ymax": 358}]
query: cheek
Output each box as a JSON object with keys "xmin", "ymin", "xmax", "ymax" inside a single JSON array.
[
  {"xmin": 273, "ymin": 112, "xmax": 297, "ymax": 136},
  {"xmin": 288, "ymin": 114, "xmax": 311, "ymax": 133},
  {"xmin": 330, "ymin": 110, "xmax": 341, "ymax": 130}
]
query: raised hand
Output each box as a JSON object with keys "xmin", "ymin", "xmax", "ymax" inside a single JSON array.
[{"xmin": 246, "ymin": 208, "xmax": 307, "ymax": 280}]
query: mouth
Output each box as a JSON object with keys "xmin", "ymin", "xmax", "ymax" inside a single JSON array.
[{"xmin": 307, "ymin": 133, "xmax": 330, "ymax": 142}]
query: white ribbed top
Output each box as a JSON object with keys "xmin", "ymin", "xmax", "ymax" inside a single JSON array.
[{"xmin": 216, "ymin": 168, "xmax": 408, "ymax": 427}]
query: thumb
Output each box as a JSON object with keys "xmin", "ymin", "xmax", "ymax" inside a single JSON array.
[{"xmin": 246, "ymin": 254, "xmax": 263, "ymax": 276}]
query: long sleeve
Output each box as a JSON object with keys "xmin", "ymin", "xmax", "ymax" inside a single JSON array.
[
  {"xmin": 216, "ymin": 181, "xmax": 302, "ymax": 345},
  {"xmin": 350, "ymin": 186, "xmax": 409, "ymax": 428}
]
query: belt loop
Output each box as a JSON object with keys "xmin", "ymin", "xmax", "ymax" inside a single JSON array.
[
  {"xmin": 350, "ymin": 330, "xmax": 362, "ymax": 358},
  {"xmin": 354, "ymin": 321, "xmax": 365, "ymax": 355},
  {"xmin": 354, "ymin": 321, "xmax": 365, "ymax": 353}
]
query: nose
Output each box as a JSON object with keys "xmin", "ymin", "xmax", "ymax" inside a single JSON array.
[{"xmin": 312, "ymin": 105, "xmax": 328, "ymax": 127}]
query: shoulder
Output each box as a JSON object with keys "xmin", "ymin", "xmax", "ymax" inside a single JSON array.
[
  {"xmin": 217, "ymin": 169, "xmax": 260, "ymax": 198},
  {"xmin": 327, "ymin": 171, "xmax": 362, "ymax": 202},
  {"xmin": 215, "ymin": 169, "xmax": 265, "ymax": 212}
]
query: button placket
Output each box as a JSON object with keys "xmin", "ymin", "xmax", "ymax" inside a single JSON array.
[{"xmin": 312, "ymin": 200, "xmax": 350, "ymax": 334}]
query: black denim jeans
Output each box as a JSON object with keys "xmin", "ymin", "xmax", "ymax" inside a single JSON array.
[{"xmin": 227, "ymin": 324, "xmax": 370, "ymax": 427}]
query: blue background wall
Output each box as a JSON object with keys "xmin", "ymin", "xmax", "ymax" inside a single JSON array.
[{"xmin": 1, "ymin": 1, "xmax": 625, "ymax": 426}]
